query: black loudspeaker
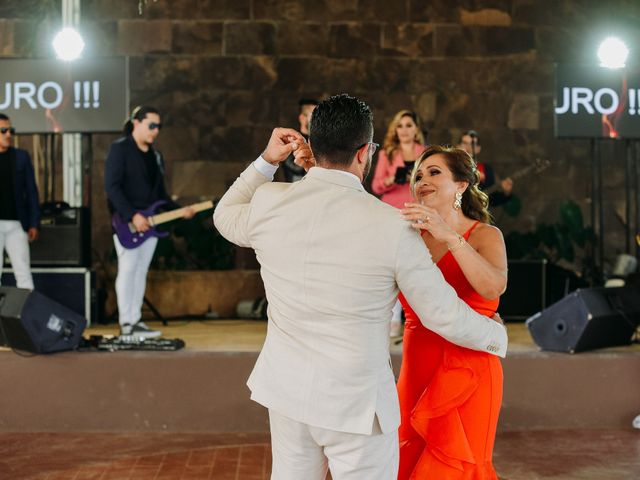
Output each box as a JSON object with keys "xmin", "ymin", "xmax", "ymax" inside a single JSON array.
[
  {"xmin": 526, "ymin": 284, "xmax": 640, "ymax": 353},
  {"xmin": 500, "ymin": 260, "xmax": 586, "ymax": 321},
  {"xmin": 29, "ymin": 206, "xmax": 90, "ymax": 267},
  {"xmin": 0, "ymin": 287, "xmax": 87, "ymax": 353},
  {"xmin": 1, "ymin": 268, "xmax": 94, "ymax": 322}
]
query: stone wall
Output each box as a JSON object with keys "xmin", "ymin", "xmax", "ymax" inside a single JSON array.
[{"xmin": 1, "ymin": 0, "xmax": 639, "ymax": 274}]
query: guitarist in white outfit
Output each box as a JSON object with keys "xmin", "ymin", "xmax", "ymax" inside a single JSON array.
[{"xmin": 105, "ymin": 106, "xmax": 194, "ymax": 338}]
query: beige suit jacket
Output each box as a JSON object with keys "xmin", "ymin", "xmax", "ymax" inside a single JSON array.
[{"xmin": 214, "ymin": 164, "xmax": 508, "ymax": 435}]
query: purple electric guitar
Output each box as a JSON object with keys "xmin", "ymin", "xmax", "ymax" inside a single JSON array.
[{"xmin": 112, "ymin": 200, "xmax": 213, "ymax": 249}]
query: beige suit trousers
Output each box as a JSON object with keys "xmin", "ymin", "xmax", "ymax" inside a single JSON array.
[{"xmin": 269, "ymin": 409, "xmax": 399, "ymax": 480}]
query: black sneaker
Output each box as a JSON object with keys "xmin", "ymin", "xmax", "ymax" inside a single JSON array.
[{"xmin": 120, "ymin": 321, "xmax": 162, "ymax": 339}]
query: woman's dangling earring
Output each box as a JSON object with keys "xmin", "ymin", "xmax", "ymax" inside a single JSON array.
[{"xmin": 453, "ymin": 191, "xmax": 463, "ymax": 210}]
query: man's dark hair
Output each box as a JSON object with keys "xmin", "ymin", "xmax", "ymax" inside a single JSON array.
[
  {"xmin": 0, "ymin": 113, "xmax": 9, "ymax": 121},
  {"xmin": 123, "ymin": 105, "xmax": 160, "ymax": 135},
  {"xmin": 460, "ymin": 129, "xmax": 480, "ymax": 144},
  {"xmin": 299, "ymin": 98, "xmax": 319, "ymax": 109},
  {"xmin": 309, "ymin": 94, "xmax": 373, "ymax": 167}
]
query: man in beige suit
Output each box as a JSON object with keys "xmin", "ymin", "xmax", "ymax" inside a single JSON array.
[{"xmin": 214, "ymin": 94, "xmax": 507, "ymax": 480}]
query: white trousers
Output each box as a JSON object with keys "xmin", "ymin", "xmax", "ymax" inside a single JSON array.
[
  {"xmin": 268, "ymin": 409, "xmax": 398, "ymax": 480},
  {"xmin": 113, "ymin": 234, "xmax": 157, "ymax": 327},
  {"xmin": 0, "ymin": 220, "xmax": 34, "ymax": 290}
]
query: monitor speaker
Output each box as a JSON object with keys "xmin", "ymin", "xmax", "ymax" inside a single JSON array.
[
  {"xmin": 1, "ymin": 269, "xmax": 94, "ymax": 322},
  {"xmin": 29, "ymin": 206, "xmax": 90, "ymax": 266},
  {"xmin": 500, "ymin": 259, "xmax": 586, "ymax": 321},
  {"xmin": 526, "ymin": 284, "xmax": 640, "ymax": 353},
  {"xmin": 0, "ymin": 286, "xmax": 87, "ymax": 353}
]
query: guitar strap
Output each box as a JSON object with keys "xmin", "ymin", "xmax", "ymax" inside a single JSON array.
[
  {"xmin": 154, "ymin": 149, "xmax": 165, "ymax": 176},
  {"xmin": 476, "ymin": 162, "xmax": 490, "ymax": 186},
  {"xmin": 476, "ymin": 162, "xmax": 486, "ymax": 177},
  {"xmin": 7, "ymin": 145, "xmax": 17, "ymax": 187}
]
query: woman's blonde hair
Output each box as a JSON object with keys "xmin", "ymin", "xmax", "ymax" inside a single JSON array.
[
  {"xmin": 410, "ymin": 145, "xmax": 491, "ymax": 223},
  {"xmin": 382, "ymin": 110, "xmax": 425, "ymax": 158}
]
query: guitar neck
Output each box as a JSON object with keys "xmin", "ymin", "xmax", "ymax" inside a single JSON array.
[
  {"xmin": 484, "ymin": 182, "xmax": 508, "ymax": 195},
  {"xmin": 149, "ymin": 200, "xmax": 213, "ymax": 226},
  {"xmin": 509, "ymin": 165, "xmax": 536, "ymax": 182},
  {"xmin": 483, "ymin": 163, "xmax": 539, "ymax": 195}
]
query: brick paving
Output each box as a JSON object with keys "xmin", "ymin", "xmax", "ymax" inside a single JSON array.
[
  {"xmin": 0, "ymin": 430, "xmax": 638, "ymax": 479},
  {"xmin": 0, "ymin": 433, "xmax": 270, "ymax": 480}
]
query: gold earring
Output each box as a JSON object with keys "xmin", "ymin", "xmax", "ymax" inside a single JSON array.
[{"xmin": 453, "ymin": 191, "xmax": 462, "ymax": 210}]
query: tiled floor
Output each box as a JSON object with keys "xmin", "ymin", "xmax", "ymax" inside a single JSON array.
[
  {"xmin": 1, "ymin": 429, "xmax": 638, "ymax": 479},
  {"xmin": 494, "ymin": 430, "xmax": 640, "ymax": 479},
  {"xmin": 0, "ymin": 432, "xmax": 272, "ymax": 480}
]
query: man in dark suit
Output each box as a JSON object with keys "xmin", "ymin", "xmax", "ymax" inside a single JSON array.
[
  {"xmin": 105, "ymin": 106, "xmax": 193, "ymax": 338},
  {"xmin": 0, "ymin": 113, "xmax": 40, "ymax": 290},
  {"xmin": 281, "ymin": 98, "xmax": 318, "ymax": 182},
  {"xmin": 457, "ymin": 130, "xmax": 514, "ymax": 207}
]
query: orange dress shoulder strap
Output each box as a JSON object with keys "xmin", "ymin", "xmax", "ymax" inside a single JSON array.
[{"xmin": 464, "ymin": 220, "xmax": 481, "ymax": 240}]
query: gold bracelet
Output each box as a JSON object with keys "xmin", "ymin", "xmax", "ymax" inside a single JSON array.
[{"xmin": 448, "ymin": 234, "xmax": 466, "ymax": 253}]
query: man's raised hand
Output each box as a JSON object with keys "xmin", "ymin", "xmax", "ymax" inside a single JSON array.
[
  {"xmin": 262, "ymin": 128, "xmax": 306, "ymax": 166},
  {"xmin": 293, "ymin": 142, "xmax": 316, "ymax": 172}
]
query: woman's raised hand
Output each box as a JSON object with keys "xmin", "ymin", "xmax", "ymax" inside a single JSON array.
[{"xmin": 401, "ymin": 203, "xmax": 458, "ymax": 244}]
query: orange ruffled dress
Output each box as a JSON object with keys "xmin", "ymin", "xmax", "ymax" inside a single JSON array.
[{"xmin": 397, "ymin": 222, "xmax": 503, "ymax": 480}]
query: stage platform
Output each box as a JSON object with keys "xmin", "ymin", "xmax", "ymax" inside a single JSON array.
[
  {"xmin": 0, "ymin": 322, "xmax": 639, "ymax": 434},
  {"xmin": 83, "ymin": 318, "xmax": 640, "ymax": 354}
]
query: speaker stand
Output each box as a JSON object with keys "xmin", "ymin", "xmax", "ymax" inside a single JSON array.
[
  {"xmin": 107, "ymin": 298, "xmax": 167, "ymax": 327},
  {"xmin": 143, "ymin": 296, "xmax": 167, "ymax": 326}
]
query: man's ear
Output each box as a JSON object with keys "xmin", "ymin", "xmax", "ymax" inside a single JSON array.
[{"xmin": 355, "ymin": 144, "xmax": 368, "ymax": 165}]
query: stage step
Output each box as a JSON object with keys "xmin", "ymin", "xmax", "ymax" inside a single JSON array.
[{"xmin": 0, "ymin": 347, "xmax": 638, "ymax": 432}]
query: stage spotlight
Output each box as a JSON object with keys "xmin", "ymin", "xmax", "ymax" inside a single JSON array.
[
  {"xmin": 52, "ymin": 27, "xmax": 85, "ymax": 61},
  {"xmin": 597, "ymin": 37, "xmax": 629, "ymax": 69}
]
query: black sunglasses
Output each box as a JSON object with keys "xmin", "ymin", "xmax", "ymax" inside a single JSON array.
[
  {"xmin": 148, "ymin": 122, "xmax": 162, "ymax": 131},
  {"xmin": 0, "ymin": 127, "xmax": 15, "ymax": 135}
]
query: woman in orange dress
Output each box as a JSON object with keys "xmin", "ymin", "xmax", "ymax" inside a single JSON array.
[{"xmin": 397, "ymin": 145, "xmax": 508, "ymax": 479}]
